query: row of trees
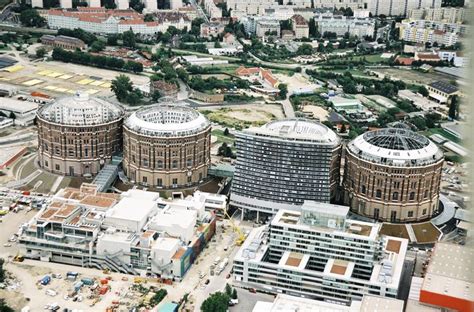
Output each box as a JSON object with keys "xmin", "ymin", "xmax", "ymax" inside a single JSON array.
[
  {"xmin": 52, "ymin": 47, "xmax": 143, "ymax": 73},
  {"xmin": 187, "ymin": 76, "xmax": 250, "ymax": 93}
]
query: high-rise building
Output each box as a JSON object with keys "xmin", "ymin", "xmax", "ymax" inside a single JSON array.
[
  {"xmin": 36, "ymin": 92, "xmax": 124, "ymax": 177},
  {"xmin": 233, "ymin": 201, "xmax": 408, "ymax": 305},
  {"xmin": 343, "ymin": 128, "xmax": 444, "ymax": 222},
  {"xmin": 123, "ymin": 104, "xmax": 211, "ymax": 188},
  {"xmin": 230, "ymin": 119, "xmax": 341, "ymax": 219}
]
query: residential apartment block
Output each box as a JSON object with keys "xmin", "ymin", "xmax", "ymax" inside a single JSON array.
[
  {"xmin": 18, "ymin": 184, "xmax": 219, "ymax": 281},
  {"xmin": 314, "ymin": 14, "xmax": 375, "ymax": 38},
  {"xmin": 233, "ymin": 201, "xmax": 408, "ymax": 305},
  {"xmin": 291, "ymin": 14, "xmax": 309, "ymax": 39},
  {"xmin": 398, "ymin": 19, "xmax": 467, "ymax": 46},
  {"xmin": 409, "ymin": 7, "xmax": 470, "ymax": 23},
  {"xmin": 204, "ymin": 0, "xmax": 222, "ymax": 19},
  {"xmin": 46, "ymin": 8, "xmax": 191, "ymax": 35},
  {"xmin": 367, "ymin": 0, "xmax": 441, "ymax": 17}
]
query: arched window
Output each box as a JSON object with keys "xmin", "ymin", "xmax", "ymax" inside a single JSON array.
[
  {"xmin": 409, "ymin": 192, "xmax": 416, "ymax": 200},
  {"xmin": 156, "ymin": 160, "xmax": 163, "ymax": 169},
  {"xmin": 375, "ymin": 189, "xmax": 382, "ymax": 198},
  {"xmin": 392, "ymin": 192, "xmax": 399, "ymax": 200},
  {"xmin": 361, "ymin": 185, "xmax": 366, "ymax": 194}
]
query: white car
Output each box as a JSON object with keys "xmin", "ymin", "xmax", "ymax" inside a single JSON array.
[{"xmin": 3, "ymin": 243, "xmax": 11, "ymax": 247}]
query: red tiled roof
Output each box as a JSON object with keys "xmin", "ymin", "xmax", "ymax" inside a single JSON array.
[
  {"xmin": 395, "ymin": 56, "xmax": 414, "ymax": 65},
  {"xmin": 235, "ymin": 66, "xmax": 259, "ymax": 76}
]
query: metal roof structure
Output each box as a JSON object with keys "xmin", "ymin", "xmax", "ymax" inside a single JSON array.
[
  {"xmin": 124, "ymin": 103, "xmax": 210, "ymax": 137},
  {"xmin": 429, "ymin": 81, "xmax": 459, "ymax": 94},
  {"xmin": 347, "ymin": 128, "xmax": 444, "ymax": 167}
]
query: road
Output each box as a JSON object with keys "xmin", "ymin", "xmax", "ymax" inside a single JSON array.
[
  {"xmin": 279, "ymin": 96, "xmax": 295, "ymax": 118},
  {"xmin": 248, "ymin": 52, "xmax": 300, "ymax": 70}
]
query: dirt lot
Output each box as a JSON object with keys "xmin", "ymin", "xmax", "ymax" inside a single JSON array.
[
  {"xmin": 302, "ymin": 105, "xmax": 329, "ymax": 121},
  {"xmin": 201, "ymin": 103, "xmax": 284, "ymax": 129}
]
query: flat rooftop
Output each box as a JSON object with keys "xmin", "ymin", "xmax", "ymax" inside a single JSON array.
[
  {"xmin": 422, "ymin": 242, "xmax": 474, "ymax": 301},
  {"xmin": 0, "ymin": 98, "xmax": 38, "ymax": 113},
  {"xmin": 360, "ymin": 295, "xmax": 404, "ymax": 311},
  {"xmin": 272, "ymin": 208, "xmax": 380, "ymax": 240}
]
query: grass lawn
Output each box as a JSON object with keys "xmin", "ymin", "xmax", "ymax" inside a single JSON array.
[
  {"xmin": 424, "ymin": 127, "xmax": 461, "ymax": 144},
  {"xmin": 380, "ymin": 223, "xmax": 410, "ymax": 240},
  {"xmin": 212, "ymin": 129, "xmax": 235, "ymax": 145},
  {"xmin": 411, "ymin": 222, "xmax": 441, "ymax": 243}
]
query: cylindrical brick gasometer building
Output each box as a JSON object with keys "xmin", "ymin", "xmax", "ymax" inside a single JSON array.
[
  {"xmin": 36, "ymin": 92, "xmax": 124, "ymax": 177},
  {"xmin": 343, "ymin": 128, "xmax": 444, "ymax": 223},
  {"xmin": 123, "ymin": 104, "xmax": 211, "ymax": 188}
]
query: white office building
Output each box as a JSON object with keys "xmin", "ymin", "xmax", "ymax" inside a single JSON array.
[{"xmin": 233, "ymin": 201, "xmax": 408, "ymax": 306}]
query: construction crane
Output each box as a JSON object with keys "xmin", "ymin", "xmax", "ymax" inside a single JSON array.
[{"xmin": 223, "ymin": 209, "xmax": 246, "ymax": 246}]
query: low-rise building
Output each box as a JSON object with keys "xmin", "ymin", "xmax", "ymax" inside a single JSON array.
[
  {"xmin": 18, "ymin": 184, "xmax": 218, "ymax": 281},
  {"xmin": 0, "ymin": 98, "xmax": 38, "ymax": 126},
  {"xmin": 414, "ymin": 52, "xmax": 441, "ymax": 63},
  {"xmin": 256, "ymin": 19, "xmax": 280, "ymax": 37},
  {"xmin": 234, "ymin": 201, "xmax": 408, "ymax": 305},
  {"xmin": 427, "ymin": 81, "xmax": 459, "ymax": 103},
  {"xmin": 418, "ymin": 243, "xmax": 474, "ymax": 312},
  {"xmin": 291, "ymin": 14, "xmax": 309, "ymax": 39},
  {"xmin": 437, "ymin": 50, "xmax": 468, "ymax": 67},
  {"xmin": 200, "ymin": 22, "xmax": 225, "ymax": 38},
  {"xmin": 41, "ymin": 35, "xmax": 86, "ymax": 50}
]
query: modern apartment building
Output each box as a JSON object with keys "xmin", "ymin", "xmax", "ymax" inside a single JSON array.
[
  {"xmin": 343, "ymin": 128, "xmax": 444, "ymax": 222},
  {"xmin": 230, "ymin": 119, "xmax": 341, "ymax": 219},
  {"xmin": 367, "ymin": 0, "xmax": 441, "ymax": 17},
  {"xmin": 233, "ymin": 201, "xmax": 408, "ymax": 306},
  {"xmin": 313, "ymin": 14, "xmax": 375, "ymax": 38},
  {"xmin": 409, "ymin": 7, "xmax": 470, "ymax": 23},
  {"xmin": 18, "ymin": 184, "xmax": 218, "ymax": 281},
  {"xmin": 398, "ymin": 19, "xmax": 468, "ymax": 46}
]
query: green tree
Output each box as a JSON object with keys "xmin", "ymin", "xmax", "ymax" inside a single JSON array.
[
  {"xmin": 308, "ymin": 18, "xmax": 320, "ymax": 38},
  {"xmin": 448, "ymin": 95, "xmax": 458, "ymax": 119},
  {"xmin": 340, "ymin": 123, "xmax": 347, "ymax": 133},
  {"xmin": 122, "ymin": 29, "xmax": 136, "ymax": 48},
  {"xmin": 296, "ymin": 43, "xmax": 313, "ymax": 55},
  {"xmin": 0, "ymin": 258, "xmax": 5, "ymax": 282},
  {"xmin": 201, "ymin": 292, "xmax": 230, "ymax": 312},
  {"xmin": 223, "ymin": 128, "xmax": 230, "ymax": 136},
  {"xmin": 0, "ymin": 299, "xmax": 14, "ymax": 312},
  {"xmin": 144, "ymin": 14, "xmax": 154, "ymax": 22},
  {"xmin": 231, "ymin": 288, "xmax": 238, "ymax": 299},
  {"xmin": 278, "ymin": 84, "xmax": 288, "ymax": 99},
  {"xmin": 89, "ymin": 40, "xmax": 105, "ymax": 52},
  {"xmin": 225, "ymin": 283, "xmax": 232, "ymax": 297},
  {"xmin": 35, "ymin": 47, "xmax": 47, "ymax": 58},
  {"xmin": 418, "ymin": 86, "xmax": 429, "ymax": 97},
  {"xmin": 214, "ymin": 41, "xmax": 222, "ymax": 48},
  {"xmin": 217, "ymin": 143, "xmax": 233, "ymax": 158},
  {"xmin": 20, "ymin": 9, "xmax": 46, "ymax": 27},
  {"xmin": 111, "ymin": 74, "xmax": 133, "ymax": 102},
  {"xmin": 130, "ymin": 0, "xmax": 144, "ymax": 12},
  {"xmin": 107, "ymin": 34, "xmax": 119, "ymax": 45},
  {"xmin": 410, "ymin": 116, "xmax": 427, "ymax": 130},
  {"xmin": 152, "ymin": 90, "xmax": 162, "ymax": 101}
]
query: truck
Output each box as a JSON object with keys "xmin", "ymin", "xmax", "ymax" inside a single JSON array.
[
  {"xmin": 217, "ymin": 258, "xmax": 229, "ymax": 274},
  {"xmin": 73, "ymin": 281, "xmax": 84, "ymax": 292},
  {"xmin": 213, "ymin": 257, "xmax": 221, "ymax": 265},
  {"xmin": 81, "ymin": 278, "xmax": 94, "ymax": 286},
  {"xmin": 40, "ymin": 275, "xmax": 51, "ymax": 286}
]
